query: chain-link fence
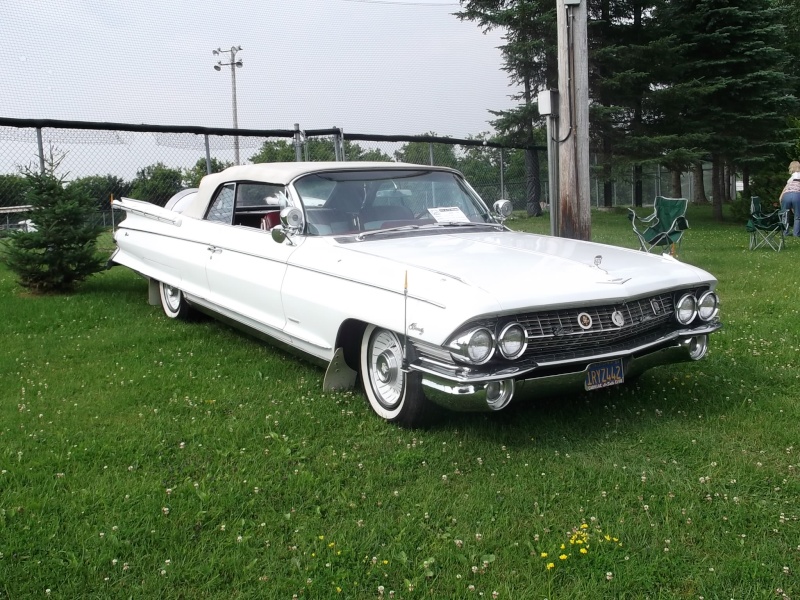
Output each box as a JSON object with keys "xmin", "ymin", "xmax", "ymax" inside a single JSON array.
[
  {"xmin": 0, "ymin": 117, "xmax": 711, "ymax": 235},
  {"xmin": 0, "ymin": 119, "xmax": 549, "ymax": 233},
  {"xmin": 588, "ymin": 158, "xmax": 715, "ymax": 207}
]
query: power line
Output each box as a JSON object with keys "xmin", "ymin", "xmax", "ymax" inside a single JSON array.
[{"xmin": 338, "ymin": 0, "xmax": 459, "ymax": 6}]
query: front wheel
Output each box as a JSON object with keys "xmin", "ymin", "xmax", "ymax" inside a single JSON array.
[
  {"xmin": 360, "ymin": 325, "xmax": 435, "ymax": 427},
  {"xmin": 158, "ymin": 281, "xmax": 192, "ymax": 320}
]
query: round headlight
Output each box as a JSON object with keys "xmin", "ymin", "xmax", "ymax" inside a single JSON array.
[
  {"xmin": 467, "ymin": 328, "xmax": 495, "ymax": 364},
  {"xmin": 498, "ymin": 323, "xmax": 527, "ymax": 359},
  {"xmin": 675, "ymin": 293, "xmax": 697, "ymax": 325},
  {"xmin": 697, "ymin": 291, "xmax": 719, "ymax": 321}
]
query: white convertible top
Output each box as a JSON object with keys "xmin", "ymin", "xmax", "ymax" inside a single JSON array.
[{"xmin": 180, "ymin": 161, "xmax": 458, "ymax": 219}]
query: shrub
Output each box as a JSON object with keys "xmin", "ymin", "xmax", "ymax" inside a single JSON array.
[{"xmin": 2, "ymin": 166, "xmax": 105, "ymax": 293}]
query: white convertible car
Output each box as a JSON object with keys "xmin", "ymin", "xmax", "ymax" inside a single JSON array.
[{"xmin": 110, "ymin": 162, "xmax": 722, "ymax": 426}]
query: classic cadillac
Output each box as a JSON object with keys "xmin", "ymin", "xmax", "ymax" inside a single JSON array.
[{"xmin": 109, "ymin": 162, "xmax": 722, "ymax": 426}]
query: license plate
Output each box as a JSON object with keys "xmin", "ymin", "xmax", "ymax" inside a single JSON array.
[{"xmin": 585, "ymin": 358, "xmax": 624, "ymax": 391}]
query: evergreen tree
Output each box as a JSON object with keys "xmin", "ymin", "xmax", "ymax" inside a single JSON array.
[
  {"xmin": 458, "ymin": 0, "xmax": 555, "ymax": 216},
  {"xmin": 657, "ymin": 0, "xmax": 796, "ymax": 219},
  {"xmin": 3, "ymin": 155, "xmax": 104, "ymax": 294}
]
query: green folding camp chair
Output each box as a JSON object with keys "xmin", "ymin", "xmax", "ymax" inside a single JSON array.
[
  {"xmin": 746, "ymin": 196, "xmax": 788, "ymax": 251},
  {"xmin": 627, "ymin": 196, "xmax": 689, "ymax": 256}
]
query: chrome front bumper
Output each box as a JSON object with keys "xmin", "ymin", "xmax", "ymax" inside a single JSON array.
[{"xmin": 416, "ymin": 328, "xmax": 719, "ymax": 412}]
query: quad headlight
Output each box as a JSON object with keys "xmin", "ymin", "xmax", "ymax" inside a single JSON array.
[
  {"xmin": 450, "ymin": 327, "xmax": 495, "ymax": 365},
  {"xmin": 675, "ymin": 290, "xmax": 720, "ymax": 325},
  {"xmin": 498, "ymin": 323, "xmax": 527, "ymax": 359},
  {"xmin": 448, "ymin": 322, "xmax": 529, "ymax": 365},
  {"xmin": 675, "ymin": 293, "xmax": 698, "ymax": 325},
  {"xmin": 697, "ymin": 291, "xmax": 720, "ymax": 321}
]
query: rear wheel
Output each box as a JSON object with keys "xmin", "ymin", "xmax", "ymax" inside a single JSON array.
[
  {"xmin": 159, "ymin": 281, "xmax": 192, "ymax": 320},
  {"xmin": 360, "ymin": 325, "xmax": 435, "ymax": 427}
]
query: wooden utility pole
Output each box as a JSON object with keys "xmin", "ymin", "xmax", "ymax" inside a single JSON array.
[{"xmin": 556, "ymin": 0, "xmax": 591, "ymax": 240}]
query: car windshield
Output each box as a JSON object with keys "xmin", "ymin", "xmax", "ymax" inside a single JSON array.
[{"xmin": 293, "ymin": 169, "xmax": 494, "ymax": 236}]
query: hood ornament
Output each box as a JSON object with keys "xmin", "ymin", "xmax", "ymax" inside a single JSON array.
[{"xmin": 593, "ymin": 254, "xmax": 609, "ymax": 275}]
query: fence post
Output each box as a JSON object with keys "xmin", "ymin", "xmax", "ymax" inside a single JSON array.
[
  {"xmin": 334, "ymin": 127, "xmax": 345, "ymax": 161},
  {"xmin": 429, "ymin": 143, "xmax": 434, "ymax": 166},
  {"xmin": 204, "ymin": 135, "xmax": 212, "ymax": 174},
  {"xmin": 293, "ymin": 124, "xmax": 303, "ymax": 162},
  {"xmin": 499, "ymin": 148, "xmax": 505, "ymax": 199},
  {"xmin": 36, "ymin": 127, "xmax": 45, "ymax": 174}
]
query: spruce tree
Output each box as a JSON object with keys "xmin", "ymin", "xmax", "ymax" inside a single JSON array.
[{"xmin": 3, "ymin": 156, "xmax": 105, "ymax": 293}]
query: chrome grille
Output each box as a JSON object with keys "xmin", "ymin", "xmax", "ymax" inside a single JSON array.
[
  {"xmin": 517, "ymin": 293, "xmax": 675, "ymax": 361},
  {"xmin": 412, "ymin": 292, "xmax": 681, "ymax": 375},
  {"xmin": 412, "ymin": 290, "xmax": 689, "ymax": 377}
]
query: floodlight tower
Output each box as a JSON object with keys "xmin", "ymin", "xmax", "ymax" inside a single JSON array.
[{"xmin": 213, "ymin": 46, "xmax": 243, "ymax": 165}]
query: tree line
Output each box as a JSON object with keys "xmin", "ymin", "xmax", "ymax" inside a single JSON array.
[
  {"xmin": 458, "ymin": 0, "xmax": 800, "ymax": 218},
  {"xmin": 0, "ymin": 138, "xmax": 532, "ymax": 210}
]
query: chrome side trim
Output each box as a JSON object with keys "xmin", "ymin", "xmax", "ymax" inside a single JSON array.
[
  {"xmin": 115, "ymin": 225, "xmax": 446, "ymax": 309},
  {"xmin": 184, "ymin": 294, "xmax": 332, "ymax": 362}
]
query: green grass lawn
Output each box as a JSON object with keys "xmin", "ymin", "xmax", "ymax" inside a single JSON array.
[{"xmin": 1, "ymin": 207, "xmax": 798, "ymax": 599}]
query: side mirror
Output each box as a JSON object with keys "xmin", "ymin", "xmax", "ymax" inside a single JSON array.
[
  {"xmin": 281, "ymin": 206, "xmax": 304, "ymax": 230},
  {"xmin": 493, "ymin": 199, "xmax": 513, "ymax": 224},
  {"xmin": 272, "ymin": 207, "xmax": 304, "ymax": 245},
  {"xmin": 271, "ymin": 225, "xmax": 287, "ymax": 244}
]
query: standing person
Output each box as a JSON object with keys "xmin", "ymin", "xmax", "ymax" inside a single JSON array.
[{"xmin": 779, "ymin": 160, "xmax": 800, "ymax": 237}]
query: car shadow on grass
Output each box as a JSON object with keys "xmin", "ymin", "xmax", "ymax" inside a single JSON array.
[{"xmin": 425, "ymin": 367, "xmax": 734, "ymax": 449}]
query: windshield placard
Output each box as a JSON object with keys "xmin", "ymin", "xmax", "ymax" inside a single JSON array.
[{"xmin": 427, "ymin": 206, "xmax": 471, "ymax": 223}]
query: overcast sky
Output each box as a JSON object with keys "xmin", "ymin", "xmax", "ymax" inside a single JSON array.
[{"xmin": 2, "ymin": 0, "xmax": 519, "ymax": 138}]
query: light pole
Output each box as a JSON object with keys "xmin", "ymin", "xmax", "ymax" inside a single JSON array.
[{"xmin": 213, "ymin": 46, "xmax": 243, "ymax": 165}]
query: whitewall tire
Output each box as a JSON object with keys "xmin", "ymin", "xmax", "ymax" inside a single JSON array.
[
  {"xmin": 360, "ymin": 324, "xmax": 434, "ymax": 427},
  {"xmin": 159, "ymin": 282, "xmax": 192, "ymax": 320}
]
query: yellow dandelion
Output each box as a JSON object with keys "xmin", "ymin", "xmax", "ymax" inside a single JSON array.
[
  {"xmin": 318, "ymin": 535, "xmax": 325, "ymax": 541},
  {"xmin": 580, "ymin": 548, "xmax": 588, "ymax": 554},
  {"xmin": 559, "ymin": 554, "xmax": 568, "ymax": 560},
  {"xmin": 580, "ymin": 524, "xmax": 588, "ymax": 529},
  {"xmin": 382, "ymin": 560, "xmax": 389, "ymax": 565},
  {"xmin": 328, "ymin": 542, "xmax": 335, "ymax": 548},
  {"xmin": 560, "ymin": 544, "xmax": 566, "ymax": 550},
  {"xmin": 604, "ymin": 535, "xmax": 611, "ymax": 541},
  {"xmin": 546, "ymin": 562, "xmax": 555, "ymax": 570}
]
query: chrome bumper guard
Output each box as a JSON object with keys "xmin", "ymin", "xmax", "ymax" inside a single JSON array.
[{"xmin": 413, "ymin": 323, "xmax": 721, "ymax": 412}]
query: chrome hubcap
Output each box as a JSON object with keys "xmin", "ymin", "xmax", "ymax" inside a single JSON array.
[
  {"xmin": 375, "ymin": 351, "xmax": 398, "ymax": 384},
  {"xmin": 164, "ymin": 285, "xmax": 180, "ymax": 311},
  {"xmin": 369, "ymin": 329, "xmax": 404, "ymax": 410}
]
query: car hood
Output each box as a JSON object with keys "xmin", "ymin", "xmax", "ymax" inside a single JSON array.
[{"xmin": 336, "ymin": 230, "xmax": 715, "ymax": 311}]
